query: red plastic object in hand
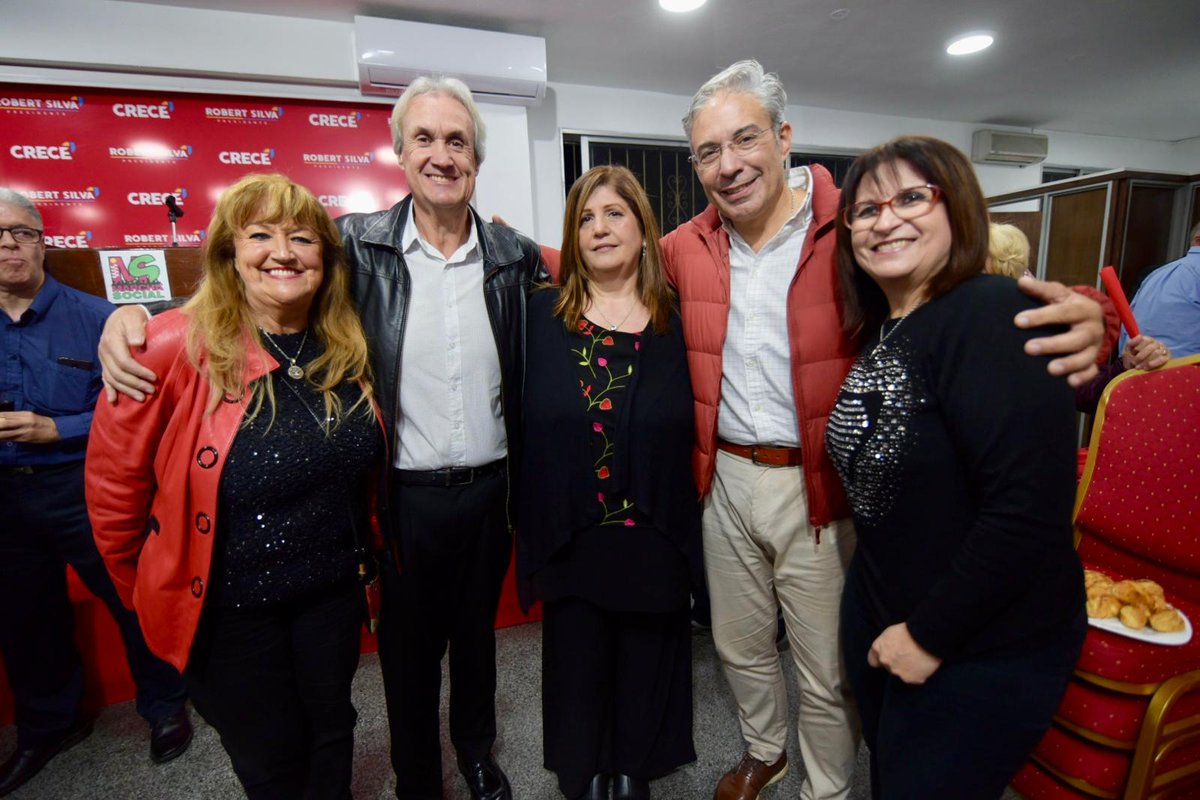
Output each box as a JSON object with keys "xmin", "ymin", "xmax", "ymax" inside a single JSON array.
[{"xmin": 1100, "ymin": 266, "xmax": 1140, "ymax": 338}]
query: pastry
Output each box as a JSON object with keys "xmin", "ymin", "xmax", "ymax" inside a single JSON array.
[
  {"xmin": 1119, "ymin": 604, "xmax": 1149, "ymax": 630},
  {"xmin": 1150, "ymin": 609, "xmax": 1186, "ymax": 633},
  {"xmin": 1086, "ymin": 595, "xmax": 1121, "ymax": 619}
]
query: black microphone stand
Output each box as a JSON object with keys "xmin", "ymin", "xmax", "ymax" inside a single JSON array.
[{"xmin": 165, "ymin": 196, "xmax": 184, "ymax": 246}]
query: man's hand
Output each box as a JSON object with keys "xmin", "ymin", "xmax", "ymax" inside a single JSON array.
[
  {"xmin": 867, "ymin": 622, "xmax": 942, "ymax": 685},
  {"xmin": 1014, "ymin": 276, "xmax": 1104, "ymax": 387},
  {"xmin": 1121, "ymin": 335, "xmax": 1171, "ymax": 371},
  {"xmin": 99, "ymin": 305, "xmax": 157, "ymax": 402},
  {"xmin": 0, "ymin": 411, "xmax": 60, "ymax": 444}
]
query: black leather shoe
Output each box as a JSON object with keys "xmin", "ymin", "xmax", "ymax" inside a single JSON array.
[
  {"xmin": 612, "ymin": 774, "xmax": 649, "ymax": 800},
  {"xmin": 0, "ymin": 718, "xmax": 93, "ymax": 797},
  {"xmin": 150, "ymin": 708, "xmax": 194, "ymax": 764},
  {"xmin": 582, "ymin": 772, "xmax": 610, "ymax": 800},
  {"xmin": 458, "ymin": 754, "xmax": 512, "ymax": 800}
]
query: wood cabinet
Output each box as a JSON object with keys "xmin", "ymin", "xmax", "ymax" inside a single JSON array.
[{"xmin": 988, "ymin": 170, "xmax": 1200, "ymax": 297}]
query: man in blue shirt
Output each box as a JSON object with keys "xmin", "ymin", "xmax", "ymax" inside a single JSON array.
[
  {"xmin": 1119, "ymin": 221, "xmax": 1200, "ymax": 358},
  {"xmin": 0, "ymin": 189, "xmax": 192, "ymax": 796}
]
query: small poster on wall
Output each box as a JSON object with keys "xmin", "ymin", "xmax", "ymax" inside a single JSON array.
[{"xmin": 99, "ymin": 249, "xmax": 173, "ymax": 304}]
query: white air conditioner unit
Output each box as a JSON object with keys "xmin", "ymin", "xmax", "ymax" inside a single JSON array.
[
  {"xmin": 971, "ymin": 129, "xmax": 1049, "ymax": 166},
  {"xmin": 355, "ymin": 16, "xmax": 547, "ymax": 106}
]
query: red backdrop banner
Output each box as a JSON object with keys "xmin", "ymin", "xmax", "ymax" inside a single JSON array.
[{"xmin": 0, "ymin": 84, "xmax": 408, "ymax": 249}]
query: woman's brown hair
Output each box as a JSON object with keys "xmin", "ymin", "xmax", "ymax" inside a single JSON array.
[
  {"xmin": 555, "ymin": 165, "xmax": 675, "ymax": 334},
  {"xmin": 835, "ymin": 135, "xmax": 989, "ymax": 338}
]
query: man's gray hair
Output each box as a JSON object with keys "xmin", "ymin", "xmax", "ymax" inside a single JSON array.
[
  {"xmin": 0, "ymin": 188, "xmax": 43, "ymax": 228},
  {"xmin": 682, "ymin": 59, "xmax": 788, "ymax": 140},
  {"xmin": 389, "ymin": 75, "xmax": 487, "ymax": 166}
]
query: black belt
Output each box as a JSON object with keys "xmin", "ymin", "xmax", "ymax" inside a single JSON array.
[{"xmin": 394, "ymin": 459, "xmax": 505, "ymax": 487}]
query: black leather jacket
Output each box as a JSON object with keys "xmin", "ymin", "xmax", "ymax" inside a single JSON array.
[{"xmin": 336, "ymin": 196, "xmax": 547, "ymax": 532}]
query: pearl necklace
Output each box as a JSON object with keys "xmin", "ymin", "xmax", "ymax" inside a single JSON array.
[{"xmin": 260, "ymin": 328, "xmax": 309, "ymax": 380}]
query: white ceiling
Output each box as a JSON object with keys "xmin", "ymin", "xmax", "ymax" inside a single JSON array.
[{"xmin": 122, "ymin": 0, "xmax": 1200, "ymax": 143}]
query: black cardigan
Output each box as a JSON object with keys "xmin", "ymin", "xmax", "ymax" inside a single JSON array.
[{"xmin": 516, "ymin": 289, "xmax": 702, "ymax": 606}]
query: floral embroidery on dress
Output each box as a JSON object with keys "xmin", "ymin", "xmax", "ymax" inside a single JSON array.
[{"xmin": 573, "ymin": 320, "xmax": 642, "ymax": 526}]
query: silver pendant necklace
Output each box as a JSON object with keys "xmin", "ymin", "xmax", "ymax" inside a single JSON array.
[
  {"xmin": 273, "ymin": 366, "xmax": 334, "ymax": 430},
  {"xmin": 590, "ymin": 298, "xmax": 636, "ymax": 332},
  {"xmin": 870, "ymin": 301, "xmax": 925, "ymax": 358},
  {"xmin": 261, "ymin": 328, "xmax": 309, "ymax": 380}
]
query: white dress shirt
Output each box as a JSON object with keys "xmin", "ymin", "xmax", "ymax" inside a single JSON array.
[
  {"xmin": 394, "ymin": 205, "xmax": 506, "ymax": 470},
  {"xmin": 717, "ymin": 166, "xmax": 813, "ymax": 448}
]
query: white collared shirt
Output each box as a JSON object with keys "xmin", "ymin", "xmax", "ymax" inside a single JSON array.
[
  {"xmin": 717, "ymin": 166, "xmax": 813, "ymax": 447},
  {"xmin": 394, "ymin": 204, "xmax": 506, "ymax": 470}
]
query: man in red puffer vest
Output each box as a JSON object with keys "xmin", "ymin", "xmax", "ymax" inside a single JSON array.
[{"xmin": 661, "ymin": 60, "xmax": 1105, "ymax": 800}]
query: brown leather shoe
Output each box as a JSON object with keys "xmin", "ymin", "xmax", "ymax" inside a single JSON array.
[{"xmin": 712, "ymin": 751, "xmax": 788, "ymax": 800}]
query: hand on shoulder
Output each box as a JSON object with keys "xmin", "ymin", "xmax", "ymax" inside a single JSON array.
[{"xmin": 1014, "ymin": 276, "xmax": 1103, "ymax": 387}]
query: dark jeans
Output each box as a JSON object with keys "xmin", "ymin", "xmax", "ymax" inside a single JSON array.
[
  {"xmin": 0, "ymin": 461, "xmax": 186, "ymax": 747},
  {"xmin": 841, "ymin": 576, "xmax": 1085, "ymax": 800},
  {"xmin": 184, "ymin": 580, "xmax": 363, "ymax": 800},
  {"xmin": 380, "ymin": 467, "xmax": 511, "ymax": 799}
]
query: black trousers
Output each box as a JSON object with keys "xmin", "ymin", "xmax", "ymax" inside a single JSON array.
[
  {"xmin": 184, "ymin": 580, "xmax": 363, "ymax": 800},
  {"xmin": 0, "ymin": 461, "xmax": 186, "ymax": 748},
  {"xmin": 542, "ymin": 597, "xmax": 694, "ymax": 799},
  {"xmin": 841, "ymin": 576, "xmax": 1085, "ymax": 800},
  {"xmin": 380, "ymin": 467, "xmax": 511, "ymax": 799}
]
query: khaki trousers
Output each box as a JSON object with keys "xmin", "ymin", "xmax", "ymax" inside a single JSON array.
[{"xmin": 703, "ymin": 449, "xmax": 860, "ymax": 800}]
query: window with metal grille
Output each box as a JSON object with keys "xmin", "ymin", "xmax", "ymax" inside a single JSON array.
[{"xmin": 563, "ymin": 133, "xmax": 856, "ymax": 231}]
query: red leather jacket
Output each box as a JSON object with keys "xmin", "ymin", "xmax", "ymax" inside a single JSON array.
[
  {"xmin": 86, "ymin": 310, "xmax": 382, "ymax": 670},
  {"xmin": 660, "ymin": 165, "xmax": 855, "ymax": 528}
]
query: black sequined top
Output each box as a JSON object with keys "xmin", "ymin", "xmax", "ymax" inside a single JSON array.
[
  {"xmin": 826, "ymin": 276, "xmax": 1084, "ymax": 661},
  {"xmin": 211, "ymin": 331, "xmax": 382, "ymax": 608}
]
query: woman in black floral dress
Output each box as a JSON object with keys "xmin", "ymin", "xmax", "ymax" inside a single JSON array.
[{"xmin": 518, "ymin": 165, "xmax": 701, "ymax": 800}]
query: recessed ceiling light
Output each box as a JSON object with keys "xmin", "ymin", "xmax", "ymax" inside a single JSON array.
[
  {"xmin": 946, "ymin": 32, "xmax": 994, "ymax": 55},
  {"xmin": 660, "ymin": 0, "xmax": 707, "ymax": 12}
]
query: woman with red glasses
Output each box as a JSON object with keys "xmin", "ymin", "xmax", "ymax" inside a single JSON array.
[{"xmin": 826, "ymin": 136, "xmax": 1086, "ymax": 798}]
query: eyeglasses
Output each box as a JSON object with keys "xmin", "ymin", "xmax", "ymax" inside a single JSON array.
[
  {"xmin": 843, "ymin": 185, "xmax": 942, "ymax": 229},
  {"xmin": 0, "ymin": 226, "xmax": 43, "ymax": 244},
  {"xmin": 689, "ymin": 127, "xmax": 774, "ymax": 170}
]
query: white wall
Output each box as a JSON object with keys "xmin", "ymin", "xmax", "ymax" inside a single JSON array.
[
  {"xmin": 1, "ymin": 0, "xmax": 536, "ymax": 234},
  {"xmin": 530, "ymin": 82, "xmax": 1197, "ymax": 247},
  {"xmin": 6, "ymin": 0, "xmax": 1195, "ymax": 247}
]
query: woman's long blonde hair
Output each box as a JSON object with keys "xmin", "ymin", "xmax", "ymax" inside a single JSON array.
[{"xmin": 183, "ymin": 173, "xmax": 372, "ymax": 429}]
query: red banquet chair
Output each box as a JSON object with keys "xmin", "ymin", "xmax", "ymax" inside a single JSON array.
[{"xmin": 1012, "ymin": 354, "xmax": 1200, "ymax": 799}]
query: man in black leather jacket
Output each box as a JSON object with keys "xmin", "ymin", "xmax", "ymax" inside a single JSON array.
[{"xmin": 335, "ymin": 76, "xmax": 543, "ymax": 800}]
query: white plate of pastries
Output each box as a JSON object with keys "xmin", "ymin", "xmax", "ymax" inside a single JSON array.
[{"xmin": 1085, "ymin": 569, "xmax": 1192, "ymax": 646}]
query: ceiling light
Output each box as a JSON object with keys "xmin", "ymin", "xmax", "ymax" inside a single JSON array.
[
  {"xmin": 660, "ymin": 0, "xmax": 707, "ymax": 12},
  {"xmin": 946, "ymin": 32, "xmax": 994, "ymax": 56}
]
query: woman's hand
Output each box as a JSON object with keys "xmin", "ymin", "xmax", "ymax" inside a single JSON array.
[
  {"xmin": 1014, "ymin": 276, "xmax": 1104, "ymax": 387},
  {"xmin": 1121, "ymin": 335, "xmax": 1171, "ymax": 371},
  {"xmin": 99, "ymin": 305, "xmax": 157, "ymax": 402},
  {"xmin": 868, "ymin": 623, "xmax": 943, "ymax": 685}
]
